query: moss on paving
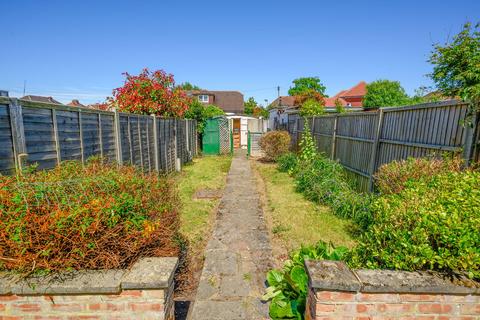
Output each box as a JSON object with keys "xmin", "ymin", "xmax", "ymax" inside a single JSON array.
[{"xmin": 253, "ymin": 162, "xmax": 355, "ymax": 258}]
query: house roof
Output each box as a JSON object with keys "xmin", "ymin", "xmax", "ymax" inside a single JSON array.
[
  {"xmin": 21, "ymin": 95, "xmax": 63, "ymax": 105},
  {"xmin": 271, "ymin": 81, "xmax": 368, "ymax": 109},
  {"xmin": 188, "ymin": 90, "xmax": 244, "ymax": 114},
  {"xmin": 67, "ymin": 99, "xmax": 86, "ymax": 107},
  {"xmin": 324, "ymin": 97, "xmax": 348, "ymax": 107},
  {"xmin": 269, "ymin": 96, "xmax": 296, "ymax": 108},
  {"xmin": 337, "ymin": 81, "xmax": 367, "ymax": 98}
]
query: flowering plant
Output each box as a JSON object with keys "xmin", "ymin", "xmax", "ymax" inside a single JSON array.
[{"xmin": 113, "ymin": 68, "xmax": 191, "ymax": 117}]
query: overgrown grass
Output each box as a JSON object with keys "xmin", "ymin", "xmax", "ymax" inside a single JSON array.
[{"xmin": 254, "ymin": 162, "xmax": 355, "ymax": 260}]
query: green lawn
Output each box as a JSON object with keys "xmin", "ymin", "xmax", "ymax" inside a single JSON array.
[
  {"xmin": 177, "ymin": 155, "xmax": 232, "ymax": 250},
  {"xmin": 253, "ymin": 161, "xmax": 355, "ymax": 261}
]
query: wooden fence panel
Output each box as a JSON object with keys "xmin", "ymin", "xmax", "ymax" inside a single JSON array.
[
  {"xmin": 119, "ymin": 114, "xmax": 131, "ymax": 165},
  {"xmin": 100, "ymin": 114, "xmax": 116, "ymax": 161},
  {"xmin": 334, "ymin": 113, "xmax": 378, "ymax": 191},
  {"xmin": 291, "ymin": 100, "xmax": 476, "ymax": 192},
  {"xmin": 0, "ymin": 97, "xmax": 197, "ymax": 176},
  {"xmin": 56, "ymin": 110, "xmax": 82, "ymax": 161},
  {"xmin": 0, "ymin": 104, "xmax": 15, "ymax": 175},
  {"xmin": 81, "ymin": 112, "xmax": 101, "ymax": 160},
  {"xmin": 22, "ymin": 107, "xmax": 57, "ymax": 170},
  {"xmin": 312, "ymin": 116, "xmax": 335, "ymax": 156},
  {"xmin": 375, "ymin": 102, "xmax": 468, "ymax": 172}
]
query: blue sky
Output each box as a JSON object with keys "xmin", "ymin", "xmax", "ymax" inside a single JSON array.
[{"xmin": 1, "ymin": 0, "xmax": 479, "ymax": 106}]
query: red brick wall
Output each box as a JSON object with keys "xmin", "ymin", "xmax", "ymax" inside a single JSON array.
[
  {"xmin": 306, "ymin": 288, "xmax": 480, "ymax": 320},
  {"xmin": 0, "ymin": 288, "xmax": 173, "ymax": 320}
]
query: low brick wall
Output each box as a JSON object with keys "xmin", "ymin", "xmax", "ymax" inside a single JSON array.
[
  {"xmin": 0, "ymin": 257, "xmax": 177, "ymax": 319},
  {"xmin": 305, "ymin": 260, "xmax": 480, "ymax": 319}
]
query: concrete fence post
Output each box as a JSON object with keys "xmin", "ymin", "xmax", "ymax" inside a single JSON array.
[
  {"xmin": 78, "ymin": 110, "xmax": 85, "ymax": 164},
  {"xmin": 114, "ymin": 109, "xmax": 123, "ymax": 166},
  {"xmin": 152, "ymin": 115, "xmax": 159, "ymax": 172},
  {"xmin": 174, "ymin": 119, "xmax": 180, "ymax": 171},
  {"xmin": 51, "ymin": 109, "xmax": 61, "ymax": 165}
]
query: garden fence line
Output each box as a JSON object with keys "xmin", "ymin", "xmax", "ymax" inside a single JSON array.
[
  {"xmin": 288, "ymin": 100, "xmax": 479, "ymax": 192},
  {"xmin": 0, "ymin": 96, "xmax": 198, "ymax": 175}
]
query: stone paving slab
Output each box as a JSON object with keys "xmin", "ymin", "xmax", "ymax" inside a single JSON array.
[{"xmin": 188, "ymin": 151, "xmax": 272, "ymax": 320}]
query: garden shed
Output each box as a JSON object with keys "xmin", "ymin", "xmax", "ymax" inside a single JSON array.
[{"xmin": 202, "ymin": 116, "xmax": 231, "ymax": 155}]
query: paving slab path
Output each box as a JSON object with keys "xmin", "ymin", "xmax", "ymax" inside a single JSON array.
[{"xmin": 188, "ymin": 151, "xmax": 273, "ymax": 320}]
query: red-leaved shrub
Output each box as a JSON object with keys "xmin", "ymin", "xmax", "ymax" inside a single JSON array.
[{"xmin": 113, "ymin": 68, "xmax": 191, "ymax": 117}]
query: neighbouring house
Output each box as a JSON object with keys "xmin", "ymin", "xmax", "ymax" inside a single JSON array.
[
  {"xmin": 187, "ymin": 90, "xmax": 244, "ymax": 115},
  {"xmin": 21, "ymin": 95, "xmax": 63, "ymax": 105},
  {"xmin": 324, "ymin": 81, "xmax": 367, "ymax": 109},
  {"xmin": 268, "ymin": 96, "xmax": 296, "ymax": 130},
  {"xmin": 67, "ymin": 99, "xmax": 86, "ymax": 108}
]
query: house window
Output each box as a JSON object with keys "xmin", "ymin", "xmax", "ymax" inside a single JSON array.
[{"xmin": 198, "ymin": 95, "xmax": 209, "ymax": 103}]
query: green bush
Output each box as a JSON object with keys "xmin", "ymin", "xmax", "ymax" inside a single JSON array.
[
  {"xmin": 349, "ymin": 169, "xmax": 480, "ymax": 279},
  {"xmin": 259, "ymin": 130, "xmax": 291, "ymax": 161},
  {"xmin": 263, "ymin": 241, "xmax": 348, "ymax": 319},
  {"xmin": 374, "ymin": 156, "xmax": 463, "ymax": 194},
  {"xmin": 277, "ymin": 153, "xmax": 298, "ymax": 173}
]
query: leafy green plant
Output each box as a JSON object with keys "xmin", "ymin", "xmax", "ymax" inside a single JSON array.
[
  {"xmin": 263, "ymin": 241, "xmax": 349, "ymax": 319},
  {"xmin": 299, "ymin": 98, "xmax": 325, "ymax": 117},
  {"xmin": 298, "ymin": 120, "xmax": 316, "ymax": 163},
  {"xmin": 259, "ymin": 130, "xmax": 291, "ymax": 161},
  {"xmin": 294, "ymin": 153, "xmax": 373, "ymax": 229},
  {"xmin": 349, "ymin": 169, "xmax": 480, "ymax": 279}
]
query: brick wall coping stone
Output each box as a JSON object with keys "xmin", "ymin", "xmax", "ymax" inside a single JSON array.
[
  {"xmin": 305, "ymin": 260, "xmax": 480, "ymax": 295},
  {"xmin": 0, "ymin": 257, "xmax": 178, "ymax": 295}
]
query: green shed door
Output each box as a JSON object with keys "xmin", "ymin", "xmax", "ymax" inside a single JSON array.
[{"xmin": 202, "ymin": 118, "xmax": 220, "ymax": 155}]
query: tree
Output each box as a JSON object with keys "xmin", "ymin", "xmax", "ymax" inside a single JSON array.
[
  {"xmin": 112, "ymin": 68, "xmax": 190, "ymax": 117},
  {"xmin": 253, "ymin": 106, "xmax": 269, "ymax": 118},
  {"xmin": 288, "ymin": 77, "xmax": 327, "ymax": 96},
  {"xmin": 178, "ymin": 82, "xmax": 201, "ymax": 90},
  {"xmin": 244, "ymin": 97, "xmax": 257, "ymax": 115},
  {"xmin": 362, "ymin": 80, "xmax": 410, "ymax": 109},
  {"xmin": 429, "ymin": 22, "xmax": 480, "ymax": 106},
  {"xmin": 184, "ymin": 100, "xmax": 224, "ymax": 133},
  {"xmin": 294, "ymin": 89, "xmax": 325, "ymax": 106}
]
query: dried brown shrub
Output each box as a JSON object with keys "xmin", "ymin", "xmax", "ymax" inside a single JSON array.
[{"xmin": 0, "ymin": 158, "xmax": 179, "ymax": 274}]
